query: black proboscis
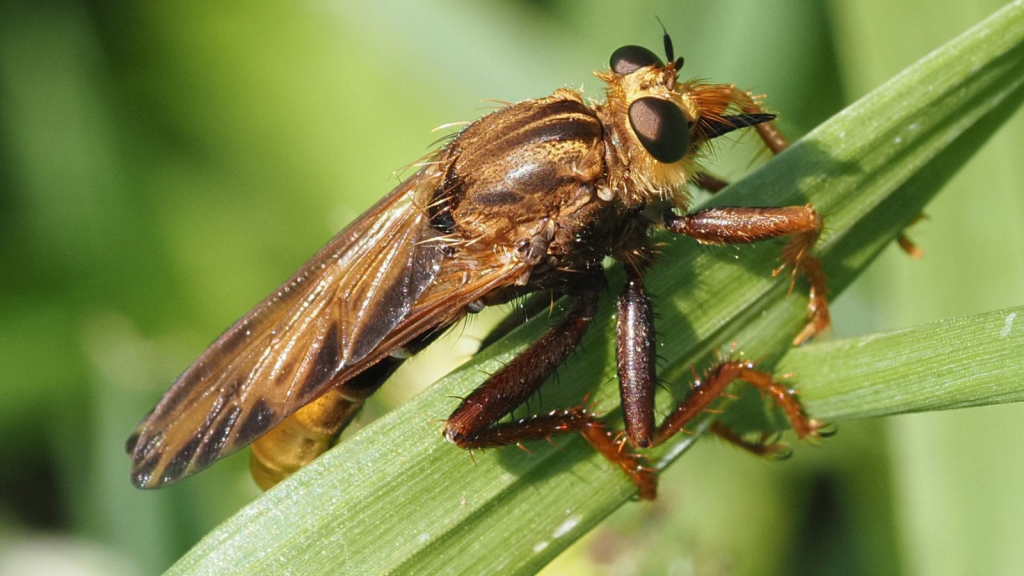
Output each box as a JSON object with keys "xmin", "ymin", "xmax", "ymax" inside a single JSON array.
[{"xmin": 703, "ymin": 113, "xmax": 777, "ymax": 140}]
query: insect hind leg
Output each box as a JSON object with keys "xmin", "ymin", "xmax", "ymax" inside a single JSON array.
[
  {"xmin": 448, "ymin": 404, "xmax": 656, "ymax": 500},
  {"xmin": 443, "ymin": 284, "xmax": 657, "ymax": 499},
  {"xmin": 709, "ymin": 421, "xmax": 793, "ymax": 459},
  {"xmin": 649, "ymin": 359, "xmax": 826, "ymax": 449}
]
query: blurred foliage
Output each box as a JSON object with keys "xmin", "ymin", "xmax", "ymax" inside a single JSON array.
[{"xmin": 0, "ymin": 1, "xmax": 1022, "ymax": 576}]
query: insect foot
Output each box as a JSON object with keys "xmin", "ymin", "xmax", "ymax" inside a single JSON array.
[{"xmin": 444, "ymin": 404, "xmax": 659, "ymax": 500}]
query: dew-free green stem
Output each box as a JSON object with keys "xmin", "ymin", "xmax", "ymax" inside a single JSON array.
[{"xmin": 786, "ymin": 306, "xmax": 1024, "ymax": 422}]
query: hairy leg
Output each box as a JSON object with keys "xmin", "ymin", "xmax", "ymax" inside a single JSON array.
[
  {"xmin": 444, "ymin": 284, "xmax": 657, "ymax": 499},
  {"xmin": 665, "ymin": 205, "xmax": 829, "ymax": 344}
]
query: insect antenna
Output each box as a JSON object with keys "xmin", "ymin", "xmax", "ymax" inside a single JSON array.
[
  {"xmin": 656, "ymin": 17, "xmax": 673, "ymax": 61},
  {"xmin": 656, "ymin": 17, "xmax": 684, "ymax": 70}
]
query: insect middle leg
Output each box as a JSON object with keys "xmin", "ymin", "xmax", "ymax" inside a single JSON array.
[
  {"xmin": 615, "ymin": 267, "xmax": 823, "ymax": 454},
  {"xmin": 444, "ymin": 284, "xmax": 656, "ymax": 499}
]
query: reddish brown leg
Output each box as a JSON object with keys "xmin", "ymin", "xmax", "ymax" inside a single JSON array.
[
  {"xmin": 725, "ymin": 87, "xmax": 917, "ymax": 261},
  {"xmin": 616, "ymin": 265, "xmax": 657, "ymax": 448},
  {"xmin": 726, "ymin": 86, "xmax": 790, "ymax": 154},
  {"xmin": 665, "ymin": 206, "xmax": 829, "ymax": 345},
  {"xmin": 685, "ymin": 88, "xmax": 828, "ymax": 343},
  {"xmin": 709, "ymin": 421, "xmax": 792, "ymax": 459},
  {"xmin": 693, "ymin": 171, "xmax": 730, "ymax": 194},
  {"xmin": 448, "ymin": 406, "xmax": 655, "ymax": 499},
  {"xmin": 443, "ymin": 285, "xmax": 657, "ymax": 499},
  {"xmin": 613, "ymin": 272, "xmax": 822, "ymax": 458},
  {"xmin": 896, "ymin": 212, "xmax": 927, "ymax": 259},
  {"xmin": 650, "ymin": 359, "xmax": 824, "ymax": 448}
]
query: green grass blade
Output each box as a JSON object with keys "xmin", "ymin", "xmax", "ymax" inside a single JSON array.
[
  {"xmin": 166, "ymin": 2, "xmax": 1024, "ymax": 575},
  {"xmin": 786, "ymin": 306, "xmax": 1024, "ymax": 421}
]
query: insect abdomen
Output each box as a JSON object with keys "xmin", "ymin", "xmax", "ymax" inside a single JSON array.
[
  {"xmin": 249, "ymin": 332, "xmax": 440, "ymax": 489},
  {"xmin": 249, "ymin": 387, "xmax": 361, "ymax": 489}
]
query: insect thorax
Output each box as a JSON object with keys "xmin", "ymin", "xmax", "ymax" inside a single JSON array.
[{"xmin": 429, "ymin": 90, "xmax": 666, "ymax": 294}]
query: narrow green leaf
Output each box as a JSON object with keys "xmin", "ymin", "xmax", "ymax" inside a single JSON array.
[
  {"xmin": 786, "ymin": 306, "xmax": 1024, "ymax": 421},
  {"xmin": 167, "ymin": 2, "xmax": 1024, "ymax": 575}
]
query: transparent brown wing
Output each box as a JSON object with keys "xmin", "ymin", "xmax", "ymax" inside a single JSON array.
[{"xmin": 127, "ymin": 168, "xmax": 525, "ymax": 488}]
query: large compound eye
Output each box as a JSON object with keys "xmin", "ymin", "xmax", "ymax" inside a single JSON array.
[
  {"xmin": 610, "ymin": 45, "xmax": 664, "ymax": 75},
  {"xmin": 628, "ymin": 97, "xmax": 690, "ymax": 163}
]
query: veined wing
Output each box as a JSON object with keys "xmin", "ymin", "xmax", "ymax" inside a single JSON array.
[{"xmin": 127, "ymin": 166, "xmax": 525, "ymax": 489}]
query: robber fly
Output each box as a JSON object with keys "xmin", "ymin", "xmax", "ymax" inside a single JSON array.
[{"xmin": 127, "ymin": 31, "xmax": 829, "ymax": 499}]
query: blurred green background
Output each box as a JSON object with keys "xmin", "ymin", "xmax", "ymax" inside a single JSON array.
[{"xmin": 1, "ymin": 1, "xmax": 1023, "ymax": 575}]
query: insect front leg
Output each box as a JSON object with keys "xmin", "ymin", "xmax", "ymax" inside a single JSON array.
[
  {"xmin": 443, "ymin": 283, "xmax": 656, "ymax": 499},
  {"xmin": 665, "ymin": 205, "xmax": 829, "ymax": 345},
  {"xmin": 692, "ymin": 172, "xmax": 730, "ymax": 194},
  {"xmin": 716, "ymin": 86, "xmax": 923, "ymax": 259},
  {"xmin": 694, "ymin": 84, "xmax": 789, "ymax": 153},
  {"xmin": 719, "ymin": 85, "xmax": 790, "ymax": 154}
]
